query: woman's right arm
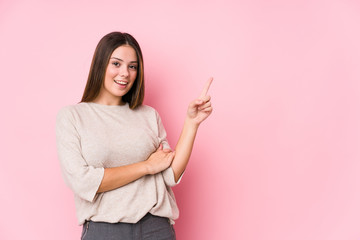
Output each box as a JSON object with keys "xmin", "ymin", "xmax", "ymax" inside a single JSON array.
[
  {"xmin": 97, "ymin": 145, "xmax": 174, "ymax": 193},
  {"xmin": 56, "ymin": 107, "xmax": 174, "ymax": 202}
]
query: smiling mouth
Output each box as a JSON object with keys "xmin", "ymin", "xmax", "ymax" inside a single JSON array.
[{"xmin": 114, "ymin": 80, "xmax": 128, "ymax": 86}]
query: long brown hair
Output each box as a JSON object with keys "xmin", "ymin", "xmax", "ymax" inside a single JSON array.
[{"xmin": 81, "ymin": 32, "xmax": 145, "ymax": 109}]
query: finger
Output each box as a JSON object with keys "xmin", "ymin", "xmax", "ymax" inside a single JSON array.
[
  {"xmin": 201, "ymin": 106, "xmax": 213, "ymax": 113},
  {"xmin": 200, "ymin": 107, "xmax": 213, "ymax": 115},
  {"xmin": 199, "ymin": 77, "xmax": 213, "ymax": 98},
  {"xmin": 200, "ymin": 95, "xmax": 211, "ymax": 103},
  {"xmin": 163, "ymin": 148, "xmax": 172, "ymax": 153},
  {"xmin": 157, "ymin": 143, "xmax": 163, "ymax": 151},
  {"xmin": 189, "ymin": 99, "xmax": 204, "ymax": 109},
  {"xmin": 168, "ymin": 152, "xmax": 175, "ymax": 161},
  {"xmin": 199, "ymin": 101, "xmax": 211, "ymax": 110}
]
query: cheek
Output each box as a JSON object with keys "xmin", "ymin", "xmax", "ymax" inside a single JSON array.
[
  {"xmin": 130, "ymin": 71, "xmax": 138, "ymax": 81},
  {"xmin": 106, "ymin": 68, "xmax": 118, "ymax": 78}
]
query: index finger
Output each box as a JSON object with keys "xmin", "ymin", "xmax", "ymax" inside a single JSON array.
[{"xmin": 199, "ymin": 77, "xmax": 213, "ymax": 98}]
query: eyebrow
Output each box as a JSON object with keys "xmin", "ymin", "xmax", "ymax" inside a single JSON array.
[{"xmin": 110, "ymin": 57, "xmax": 138, "ymax": 63}]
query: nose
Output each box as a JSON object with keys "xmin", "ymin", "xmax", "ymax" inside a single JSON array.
[{"xmin": 119, "ymin": 65, "xmax": 129, "ymax": 78}]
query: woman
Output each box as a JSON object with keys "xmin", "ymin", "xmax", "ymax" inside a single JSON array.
[{"xmin": 56, "ymin": 32, "xmax": 212, "ymax": 240}]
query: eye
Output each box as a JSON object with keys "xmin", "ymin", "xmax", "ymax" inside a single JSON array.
[
  {"xmin": 112, "ymin": 61, "xmax": 120, "ymax": 67},
  {"xmin": 129, "ymin": 65, "xmax": 138, "ymax": 70}
]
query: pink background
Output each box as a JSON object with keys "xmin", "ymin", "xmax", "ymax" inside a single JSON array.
[{"xmin": 1, "ymin": 0, "xmax": 360, "ymax": 239}]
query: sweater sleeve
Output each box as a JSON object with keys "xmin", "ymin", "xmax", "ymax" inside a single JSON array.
[
  {"xmin": 155, "ymin": 111, "xmax": 182, "ymax": 187},
  {"xmin": 56, "ymin": 107, "xmax": 104, "ymax": 202}
]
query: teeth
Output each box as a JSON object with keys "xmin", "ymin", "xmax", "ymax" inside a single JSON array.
[{"xmin": 114, "ymin": 80, "xmax": 127, "ymax": 84}]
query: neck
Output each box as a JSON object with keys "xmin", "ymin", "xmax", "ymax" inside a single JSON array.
[{"xmin": 92, "ymin": 94, "xmax": 125, "ymax": 106}]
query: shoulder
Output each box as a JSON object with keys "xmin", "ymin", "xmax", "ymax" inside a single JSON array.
[
  {"xmin": 135, "ymin": 104, "xmax": 159, "ymax": 116},
  {"xmin": 134, "ymin": 105, "xmax": 164, "ymax": 124},
  {"xmin": 56, "ymin": 103, "xmax": 89, "ymax": 122}
]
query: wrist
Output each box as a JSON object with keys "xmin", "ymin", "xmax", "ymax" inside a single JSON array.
[
  {"xmin": 185, "ymin": 116, "xmax": 201, "ymax": 129},
  {"xmin": 140, "ymin": 161, "xmax": 151, "ymax": 175}
]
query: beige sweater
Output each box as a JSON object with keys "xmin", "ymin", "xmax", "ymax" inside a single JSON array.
[{"xmin": 56, "ymin": 102, "xmax": 179, "ymax": 225}]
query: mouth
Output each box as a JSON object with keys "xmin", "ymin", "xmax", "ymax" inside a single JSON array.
[{"xmin": 114, "ymin": 80, "xmax": 128, "ymax": 86}]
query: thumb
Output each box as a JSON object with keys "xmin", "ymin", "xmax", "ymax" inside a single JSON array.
[
  {"xmin": 189, "ymin": 99, "xmax": 203, "ymax": 109},
  {"xmin": 157, "ymin": 143, "xmax": 163, "ymax": 151}
]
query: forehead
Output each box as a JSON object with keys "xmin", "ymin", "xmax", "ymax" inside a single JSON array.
[{"xmin": 111, "ymin": 45, "xmax": 137, "ymax": 61}]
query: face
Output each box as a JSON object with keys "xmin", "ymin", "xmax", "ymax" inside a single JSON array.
[{"xmin": 97, "ymin": 45, "xmax": 138, "ymax": 105}]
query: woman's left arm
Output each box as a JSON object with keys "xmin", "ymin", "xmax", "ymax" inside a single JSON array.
[{"xmin": 171, "ymin": 78, "xmax": 213, "ymax": 183}]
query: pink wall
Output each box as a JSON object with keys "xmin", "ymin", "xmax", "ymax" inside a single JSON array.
[{"xmin": 1, "ymin": 0, "xmax": 360, "ymax": 239}]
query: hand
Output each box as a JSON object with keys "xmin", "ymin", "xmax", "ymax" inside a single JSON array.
[
  {"xmin": 187, "ymin": 77, "xmax": 213, "ymax": 125},
  {"xmin": 145, "ymin": 144, "xmax": 175, "ymax": 175}
]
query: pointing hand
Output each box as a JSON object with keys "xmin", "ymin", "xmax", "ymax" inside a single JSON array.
[{"xmin": 187, "ymin": 77, "xmax": 213, "ymax": 125}]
